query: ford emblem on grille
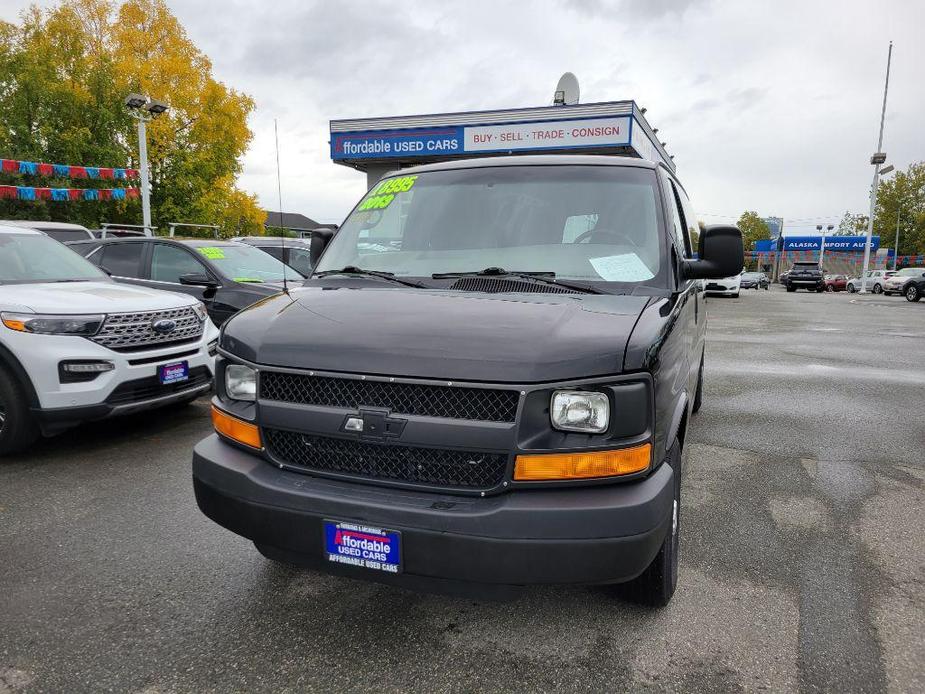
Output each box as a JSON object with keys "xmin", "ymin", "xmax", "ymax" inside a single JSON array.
[{"xmin": 151, "ymin": 318, "xmax": 177, "ymax": 334}]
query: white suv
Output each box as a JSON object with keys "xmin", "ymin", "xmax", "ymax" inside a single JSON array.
[{"xmin": 0, "ymin": 224, "xmax": 219, "ymax": 455}]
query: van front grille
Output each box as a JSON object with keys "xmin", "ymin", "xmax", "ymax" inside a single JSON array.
[
  {"xmin": 259, "ymin": 372, "xmax": 520, "ymax": 423},
  {"xmin": 265, "ymin": 428, "xmax": 508, "ymax": 491}
]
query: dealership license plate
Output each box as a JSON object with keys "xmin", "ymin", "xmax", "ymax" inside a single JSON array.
[
  {"xmin": 158, "ymin": 360, "xmax": 189, "ymax": 385},
  {"xmin": 323, "ymin": 520, "xmax": 401, "ymax": 574}
]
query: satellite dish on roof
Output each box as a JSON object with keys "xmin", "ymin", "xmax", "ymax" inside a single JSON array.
[{"xmin": 553, "ymin": 72, "xmax": 580, "ymax": 106}]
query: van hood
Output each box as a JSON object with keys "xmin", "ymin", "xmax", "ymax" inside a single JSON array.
[
  {"xmin": 0, "ymin": 281, "xmax": 196, "ymax": 314},
  {"xmin": 221, "ymin": 286, "xmax": 650, "ymax": 383}
]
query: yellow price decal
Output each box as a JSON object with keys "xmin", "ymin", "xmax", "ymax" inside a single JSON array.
[{"xmin": 198, "ymin": 246, "xmax": 226, "ymax": 259}]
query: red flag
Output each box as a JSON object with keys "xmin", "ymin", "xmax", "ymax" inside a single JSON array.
[
  {"xmin": 1, "ymin": 159, "xmax": 16, "ymax": 173},
  {"xmin": 38, "ymin": 162, "xmax": 54, "ymax": 176},
  {"xmin": 35, "ymin": 187, "xmax": 52, "ymax": 200},
  {"xmin": 0, "ymin": 185, "xmax": 16, "ymax": 199},
  {"xmin": 69, "ymin": 166, "xmax": 87, "ymax": 178},
  {"xmin": 67, "ymin": 188, "xmax": 81, "ymax": 200},
  {"xmin": 126, "ymin": 187, "xmax": 140, "ymax": 199},
  {"xmin": 99, "ymin": 168, "xmax": 114, "ymax": 180},
  {"xmin": 125, "ymin": 168, "xmax": 139, "ymax": 179},
  {"xmin": 99, "ymin": 188, "xmax": 112, "ymax": 200}
]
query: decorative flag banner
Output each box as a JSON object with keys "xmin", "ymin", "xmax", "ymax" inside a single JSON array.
[
  {"xmin": 0, "ymin": 185, "xmax": 138, "ymax": 201},
  {"xmin": 0, "ymin": 158, "xmax": 138, "ymax": 180}
]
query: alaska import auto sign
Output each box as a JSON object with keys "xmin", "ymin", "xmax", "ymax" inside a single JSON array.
[
  {"xmin": 331, "ymin": 116, "xmax": 632, "ymax": 160},
  {"xmin": 781, "ymin": 236, "xmax": 880, "ymax": 252}
]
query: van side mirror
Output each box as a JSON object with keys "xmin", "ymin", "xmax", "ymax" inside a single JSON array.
[
  {"xmin": 683, "ymin": 225, "xmax": 744, "ymax": 280},
  {"xmin": 310, "ymin": 228, "xmax": 336, "ymax": 267}
]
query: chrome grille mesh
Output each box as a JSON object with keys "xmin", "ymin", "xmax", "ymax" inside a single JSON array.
[{"xmin": 90, "ymin": 306, "xmax": 203, "ymax": 352}]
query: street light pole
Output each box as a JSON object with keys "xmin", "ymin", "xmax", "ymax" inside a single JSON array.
[
  {"xmin": 135, "ymin": 115, "xmax": 152, "ymax": 230},
  {"xmin": 894, "ymin": 205, "xmax": 901, "ymax": 270},
  {"xmin": 860, "ymin": 41, "xmax": 893, "ymax": 294},
  {"xmin": 818, "ymin": 224, "xmax": 834, "ymax": 269},
  {"xmin": 125, "ymin": 93, "xmax": 169, "ymax": 235}
]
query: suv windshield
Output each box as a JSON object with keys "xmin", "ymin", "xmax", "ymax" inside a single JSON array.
[
  {"xmin": 315, "ymin": 165, "xmax": 666, "ymax": 287},
  {"xmin": 0, "ymin": 233, "xmax": 106, "ymax": 284},
  {"xmin": 196, "ymin": 244, "xmax": 304, "ymax": 282}
]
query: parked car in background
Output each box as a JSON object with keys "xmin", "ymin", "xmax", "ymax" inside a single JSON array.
[
  {"xmin": 824, "ymin": 274, "xmax": 848, "ymax": 292},
  {"xmin": 740, "ymin": 272, "xmax": 769, "ymax": 290},
  {"xmin": 90, "ymin": 228, "xmax": 148, "ymax": 238},
  {"xmin": 778, "ymin": 270, "xmax": 790, "ymax": 284},
  {"xmin": 898, "ymin": 270, "xmax": 925, "ymax": 302},
  {"xmin": 0, "ymin": 224, "xmax": 218, "ymax": 455},
  {"xmin": 705, "ymin": 272, "xmax": 741, "ymax": 297},
  {"xmin": 846, "ymin": 270, "xmax": 895, "ymax": 293},
  {"xmin": 881, "ymin": 267, "xmax": 925, "ymax": 296},
  {"xmin": 232, "ymin": 236, "xmax": 314, "ymax": 276},
  {"xmin": 785, "ymin": 262, "xmax": 824, "ymax": 292},
  {"xmin": 0, "ymin": 219, "xmax": 94, "ymax": 243},
  {"xmin": 66, "ymin": 237, "xmax": 303, "ymax": 326}
]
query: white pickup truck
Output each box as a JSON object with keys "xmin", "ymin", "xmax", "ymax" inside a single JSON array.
[{"xmin": 0, "ymin": 224, "xmax": 219, "ymax": 455}]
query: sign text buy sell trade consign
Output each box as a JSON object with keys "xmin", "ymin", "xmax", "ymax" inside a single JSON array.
[{"xmin": 331, "ymin": 116, "xmax": 631, "ymax": 160}]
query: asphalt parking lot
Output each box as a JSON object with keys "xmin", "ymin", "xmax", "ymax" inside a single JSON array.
[{"xmin": 1, "ymin": 288, "xmax": 923, "ymax": 693}]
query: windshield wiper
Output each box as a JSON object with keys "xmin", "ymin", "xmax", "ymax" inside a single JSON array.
[
  {"xmin": 432, "ymin": 267, "xmax": 609, "ymax": 295},
  {"xmin": 313, "ymin": 266, "xmax": 427, "ymax": 289}
]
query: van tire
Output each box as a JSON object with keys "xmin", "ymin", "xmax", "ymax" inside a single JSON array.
[
  {"xmin": 618, "ymin": 438, "xmax": 682, "ymax": 607},
  {"xmin": 692, "ymin": 355, "xmax": 704, "ymax": 414},
  {"xmin": 0, "ymin": 364, "xmax": 39, "ymax": 457}
]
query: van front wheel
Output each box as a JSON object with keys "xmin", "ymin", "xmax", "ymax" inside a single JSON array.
[{"xmin": 618, "ymin": 438, "xmax": 682, "ymax": 607}]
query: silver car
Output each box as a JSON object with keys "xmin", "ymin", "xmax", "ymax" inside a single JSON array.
[{"xmin": 846, "ymin": 270, "xmax": 896, "ymax": 293}]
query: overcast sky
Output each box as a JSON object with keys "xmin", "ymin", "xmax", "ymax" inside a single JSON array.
[{"xmin": 4, "ymin": 0, "xmax": 923, "ymax": 232}]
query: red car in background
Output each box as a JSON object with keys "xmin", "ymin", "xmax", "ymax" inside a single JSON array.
[{"xmin": 825, "ymin": 274, "xmax": 848, "ymax": 292}]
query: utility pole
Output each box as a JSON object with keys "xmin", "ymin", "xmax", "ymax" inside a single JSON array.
[
  {"xmin": 860, "ymin": 41, "xmax": 893, "ymax": 293},
  {"xmin": 894, "ymin": 206, "xmax": 901, "ymax": 270},
  {"xmin": 136, "ymin": 117, "xmax": 151, "ymax": 230}
]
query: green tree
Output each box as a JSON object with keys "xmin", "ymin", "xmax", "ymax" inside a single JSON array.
[
  {"xmin": 0, "ymin": 0, "xmax": 264, "ymax": 235},
  {"xmin": 837, "ymin": 210, "xmax": 868, "ymax": 236},
  {"xmin": 736, "ymin": 210, "xmax": 771, "ymax": 252},
  {"xmin": 874, "ymin": 162, "xmax": 925, "ymax": 259}
]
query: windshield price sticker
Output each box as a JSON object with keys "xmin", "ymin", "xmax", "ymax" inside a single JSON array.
[
  {"xmin": 357, "ymin": 175, "xmax": 419, "ymax": 211},
  {"xmin": 323, "ymin": 520, "xmax": 401, "ymax": 574},
  {"xmin": 198, "ymin": 246, "xmax": 226, "ymax": 260},
  {"xmin": 358, "ymin": 193, "xmax": 395, "ymax": 211}
]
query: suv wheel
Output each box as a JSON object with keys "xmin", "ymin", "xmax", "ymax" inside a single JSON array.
[
  {"xmin": 848, "ymin": 283, "xmax": 856, "ymax": 293},
  {"xmin": 0, "ymin": 364, "xmax": 39, "ymax": 457},
  {"xmin": 873, "ymin": 283, "xmax": 883, "ymax": 294},
  {"xmin": 786, "ymin": 284, "xmax": 796, "ymax": 292},
  {"xmin": 618, "ymin": 438, "xmax": 682, "ymax": 607},
  {"xmin": 907, "ymin": 285, "xmax": 921, "ymax": 302}
]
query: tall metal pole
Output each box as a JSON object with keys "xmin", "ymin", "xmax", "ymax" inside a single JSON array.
[
  {"xmin": 137, "ymin": 116, "xmax": 152, "ymax": 230},
  {"xmin": 893, "ymin": 206, "xmax": 901, "ymax": 270},
  {"xmin": 860, "ymin": 41, "xmax": 892, "ymax": 293}
]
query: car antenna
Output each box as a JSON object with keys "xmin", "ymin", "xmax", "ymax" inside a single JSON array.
[{"xmin": 274, "ymin": 118, "xmax": 288, "ymax": 295}]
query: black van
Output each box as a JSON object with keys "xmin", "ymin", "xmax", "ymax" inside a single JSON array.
[{"xmin": 193, "ymin": 155, "xmax": 742, "ymax": 605}]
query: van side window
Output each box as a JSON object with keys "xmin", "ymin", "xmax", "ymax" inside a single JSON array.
[
  {"xmin": 660, "ymin": 171, "xmax": 689, "ymax": 258},
  {"xmin": 675, "ymin": 187, "xmax": 700, "ymax": 258}
]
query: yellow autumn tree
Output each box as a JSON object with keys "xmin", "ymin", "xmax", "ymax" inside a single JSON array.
[{"xmin": 0, "ymin": 0, "xmax": 264, "ymax": 234}]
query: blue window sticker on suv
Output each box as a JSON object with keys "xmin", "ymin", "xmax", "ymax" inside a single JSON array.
[{"xmin": 323, "ymin": 520, "xmax": 401, "ymax": 574}]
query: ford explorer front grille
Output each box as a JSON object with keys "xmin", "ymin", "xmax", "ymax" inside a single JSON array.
[
  {"xmin": 264, "ymin": 428, "xmax": 509, "ymax": 491},
  {"xmin": 90, "ymin": 306, "xmax": 203, "ymax": 352},
  {"xmin": 260, "ymin": 372, "xmax": 520, "ymax": 423}
]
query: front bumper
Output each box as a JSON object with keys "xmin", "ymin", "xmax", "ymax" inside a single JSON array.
[{"xmin": 193, "ymin": 435, "xmax": 674, "ymax": 591}]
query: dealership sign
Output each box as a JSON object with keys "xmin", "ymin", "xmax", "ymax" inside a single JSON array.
[
  {"xmin": 781, "ymin": 236, "xmax": 880, "ymax": 252},
  {"xmin": 331, "ymin": 116, "xmax": 632, "ymax": 160}
]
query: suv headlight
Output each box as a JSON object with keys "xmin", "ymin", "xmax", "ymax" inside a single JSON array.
[
  {"xmin": 1, "ymin": 312, "xmax": 104, "ymax": 336},
  {"xmin": 225, "ymin": 364, "xmax": 257, "ymax": 401},
  {"xmin": 550, "ymin": 391, "xmax": 609, "ymax": 433}
]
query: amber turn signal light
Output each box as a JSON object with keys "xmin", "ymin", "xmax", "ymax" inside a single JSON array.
[
  {"xmin": 211, "ymin": 405, "xmax": 262, "ymax": 449},
  {"xmin": 514, "ymin": 443, "xmax": 651, "ymax": 481}
]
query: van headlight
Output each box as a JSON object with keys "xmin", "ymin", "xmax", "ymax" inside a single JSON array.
[
  {"xmin": 1, "ymin": 312, "xmax": 104, "ymax": 336},
  {"xmin": 550, "ymin": 391, "xmax": 609, "ymax": 433},
  {"xmin": 225, "ymin": 364, "xmax": 257, "ymax": 401}
]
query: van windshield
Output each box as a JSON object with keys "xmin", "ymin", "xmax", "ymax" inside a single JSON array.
[
  {"xmin": 315, "ymin": 165, "xmax": 666, "ymax": 287},
  {"xmin": 0, "ymin": 233, "xmax": 106, "ymax": 284}
]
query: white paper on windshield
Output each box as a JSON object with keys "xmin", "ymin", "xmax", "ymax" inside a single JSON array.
[{"xmin": 589, "ymin": 253, "xmax": 654, "ymax": 282}]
